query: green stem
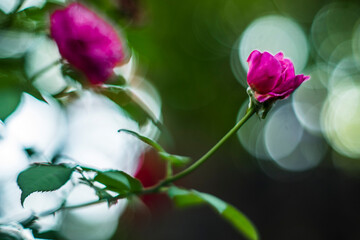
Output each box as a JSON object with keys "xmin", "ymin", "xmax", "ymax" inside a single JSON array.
[
  {"xmin": 163, "ymin": 105, "xmax": 255, "ymax": 184},
  {"xmin": 143, "ymin": 105, "xmax": 256, "ymax": 193},
  {"xmin": 42, "ymin": 198, "xmax": 108, "ymax": 214},
  {"xmin": 166, "ymin": 161, "xmax": 173, "ymax": 177},
  {"xmin": 28, "ymin": 59, "xmax": 62, "ymax": 82}
]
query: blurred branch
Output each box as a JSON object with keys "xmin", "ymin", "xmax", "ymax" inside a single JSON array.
[
  {"xmin": 28, "ymin": 59, "xmax": 62, "ymax": 83},
  {"xmin": 26, "ymin": 105, "xmax": 255, "ymax": 222}
]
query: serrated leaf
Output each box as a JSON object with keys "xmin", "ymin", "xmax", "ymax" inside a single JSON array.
[
  {"xmin": 119, "ymin": 129, "xmax": 190, "ymax": 167},
  {"xmin": 94, "ymin": 170, "xmax": 142, "ymax": 195},
  {"xmin": 17, "ymin": 165, "xmax": 74, "ymax": 205},
  {"xmin": 168, "ymin": 186, "xmax": 259, "ymax": 240}
]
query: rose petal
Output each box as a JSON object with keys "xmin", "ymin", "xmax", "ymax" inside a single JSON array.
[
  {"xmin": 274, "ymin": 52, "xmax": 284, "ymax": 61},
  {"xmin": 247, "ymin": 51, "xmax": 282, "ymax": 94},
  {"xmin": 254, "ymin": 92, "xmax": 272, "ymax": 103},
  {"xmin": 274, "ymin": 52, "xmax": 295, "ymax": 87},
  {"xmin": 269, "ymin": 74, "xmax": 310, "ymax": 99}
]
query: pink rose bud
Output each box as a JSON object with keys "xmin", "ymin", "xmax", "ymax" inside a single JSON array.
[
  {"xmin": 247, "ymin": 50, "xmax": 309, "ymax": 102},
  {"xmin": 50, "ymin": 3, "xmax": 126, "ymax": 84}
]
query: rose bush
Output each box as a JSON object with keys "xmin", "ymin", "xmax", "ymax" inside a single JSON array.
[
  {"xmin": 247, "ymin": 50, "xmax": 309, "ymax": 102},
  {"xmin": 50, "ymin": 3, "xmax": 126, "ymax": 84}
]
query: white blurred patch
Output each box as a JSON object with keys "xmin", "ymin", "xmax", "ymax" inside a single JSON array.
[
  {"xmin": 0, "ymin": 138, "xmax": 28, "ymax": 183},
  {"xmin": 60, "ymin": 184, "xmax": 127, "ymax": 240},
  {"xmin": 0, "ymin": 31, "xmax": 35, "ymax": 59},
  {"xmin": 292, "ymin": 64, "xmax": 329, "ymax": 134},
  {"xmin": 58, "ymin": 91, "xmax": 146, "ymax": 239},
  {"xmin": 0, "ymin": 137, "xmax": 30, "ymax": 222},
  {"xmin": 26, "ymin": 36, "xmax": 67, "ymax": 95},
  {"xmin": 0, "ymin": 93, "xmax": 67, "ymax": 225},
  {"xmin": 5, "ymin": 93, "xmax": 67, "ymax": 159},
  {"xmin": 19, "ymin": 0, "xmax": 46, "ymax": 11},
  {"xmin": 0, "ymin": 0, "xmax": 18, "ymax": 14},
  {"xmin": 61, "ymin": 91, "xmax": 143, "ymax": 173},
  {"xmin": 0, "ymin": 0, "xmax": 48, "ymax": 14}
]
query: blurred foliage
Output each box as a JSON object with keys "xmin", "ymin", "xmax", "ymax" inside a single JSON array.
[{"xmin": 168, "ymin": 186, "xmax": 259, "ymax": 240}]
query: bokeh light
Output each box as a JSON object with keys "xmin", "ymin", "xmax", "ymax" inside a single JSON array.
[
  {"xmin": 238, "ymin": 99, "xmax": 327, "ymax": 172},
  {"xmin": 236, "ymin": 3, "xmax": 360, "ymax": 174},
  {"xmin": 321, "ymin": 81, "xmax": 360, "ymax": 159},
  {"xmin": 292, "ymin": 64, "xmax": 329, "ymax": 134},
  {"xmin": 237, "ymin": 101, "xmax": 269, "ymax": 160},
  {"xmin": 264, "ymin": 103, "xmax": 304, "ymax": 162},
  {"xmin": 311, "ymin": 3, "xmax": 359, "ymax": 66}
]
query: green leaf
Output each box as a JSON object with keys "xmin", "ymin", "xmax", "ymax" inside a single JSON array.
[
  {"xmin": 119, "ymin": 129, "xmax": 164, "ymax": 151},
  {"xmin": 0, "ymin": 64, "xmax": 26, "ymax": 120},
  {"xmin": 0, "ymin": 87, "xmax": 22, "ymax": 120},
  {"xmin": 158, "ymin": 152, "xmax": 191, "ymax": 167},
  {"xmin": 32, "ymin": 230, "xmax": 61, "ymax": 240},
  {"xmin": 0, "ymin": 59, "xmax": 47, "ymax": 119},
  {"xmin": 97, "ymin": 85, "xmax": 161, "ymax": 128},
  {"xmin": 168, "ymin": 186, "xmax": 259, "ymax": 240},
  {"xmin": 167, "ymin": 187, "xmax": 203, "ymax": 207},
  {"xmin": 107, "ymin": 75, "xmax": 127, "ymax": 86},
  {"xmin": 94, "ymin": 170, "xmax": 142, "ymax": 195},
  {"xmin": 24, "ymin": 86, "xmax": 46, "ymax": 102},
  {"xmin": 222, "ymin": 205, "xmax": 259, "ymax": 240},
  {"xmin": 17, "ymin": 165, "xmax": 74, "ymax": 205},
  {"xmin": 119, "ymin": 129, "xmax": 190, "ymax": 167}
]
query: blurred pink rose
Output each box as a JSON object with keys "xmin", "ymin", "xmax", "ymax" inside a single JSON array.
[
  {"xmin": 50, "ymin": 3, "xmax": 126, "ymax": 84},
  {"xmin": 247, "ymin": 50, "xmax": 309, "ymax": 102}
]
